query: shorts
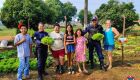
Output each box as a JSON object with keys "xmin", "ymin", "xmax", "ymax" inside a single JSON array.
[
  {"xmin": 104, "ymin": 45, "xmax": 114, "ymax": 51},
  {"xmin": 52, "ymin": 49, "xmax": 65, "ymax": 58},
  {"xmin": 66, "ymin": 44, "xmax": 75, "ymax": 53}
]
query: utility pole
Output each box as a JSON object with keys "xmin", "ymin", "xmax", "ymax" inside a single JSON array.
[{"xmin": 84, "ymin": 0, "xmax": 88, "ymax": 29}]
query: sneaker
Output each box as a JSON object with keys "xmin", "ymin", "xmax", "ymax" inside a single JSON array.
[
  {"xmin": 71, "ymin": 67, "xmax": 75, "ymax": 74},
  {"xmin": 55, "ymin": 65, "xmax": 59, "ymax": 73},
  {"xmin": 38, "ymin": 75, "xmax": 43, "ymax": 80},
  {"xmin": 100, "ymin": 64, "xmax": 107, "ymax": 71},
  {"xmin": 59, "ymin": 65, "xmax": 64, "ymax": 74},
  {"xmin": 43, "ymin": 71, "xmax": 49, "ymax": 76}
]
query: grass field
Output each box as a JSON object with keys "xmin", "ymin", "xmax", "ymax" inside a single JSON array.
[
  {"xmin": 0, "ymin": 26, "xmax": 82, "ymax": 36},
  {"xmin": 0, "ymin": 28, "xmax": 16, "ymax": 36}
]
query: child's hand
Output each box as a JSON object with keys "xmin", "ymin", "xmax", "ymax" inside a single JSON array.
[
  {"xmin": 20, "ymin": 36, "xmax": 26, "ymax": 42},
  {"xmin": 30, "ymin": 51, "xmax": 34, "ymax": 58},
  {"xmin": 66, "ymin": 42, "xmax": 70, "ymax": 45},
  {"xmin": 84, "ymin": 51, "xmax": 86, "ymax": 55},
  {"xmin": 65, "ymin": 49, "xmax": 67, "ymax": 54}
]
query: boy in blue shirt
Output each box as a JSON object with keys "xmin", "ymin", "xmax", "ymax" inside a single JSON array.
[{"xmin": 14, "ymin": 25, "xmax": 32, "ymax": 80}]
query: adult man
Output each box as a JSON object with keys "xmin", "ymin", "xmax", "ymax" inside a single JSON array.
[{"xmin": 83, "ymin": 16, "xmax": 106, "ymax": 70}]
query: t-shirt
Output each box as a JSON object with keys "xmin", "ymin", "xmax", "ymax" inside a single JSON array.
[
  {"xmin": 49, "ymin": 31, "xmax": 64, "ymax": 51},
  {"xmin": 14, "ymin": 33, "xmax": 32, "ymax": 58}
]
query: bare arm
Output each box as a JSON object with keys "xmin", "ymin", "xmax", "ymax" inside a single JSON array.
[
  {"xmin": 84, "ymin": 39, "xmax": 87, "ymax": 55},
  {"xmin": 64, "ymin": 34, "xmax": 67, "ymax": 53},
  {"xmin": 15, "ymin": 36, "xmax": 26, "ymax": 46},
  {"xmin": 112, "ymin": 27, "xmax": 120, "ymax": 39},
  {"xmin": 30, "ymin": 44, "xmax": 32, "ymax": 56}
]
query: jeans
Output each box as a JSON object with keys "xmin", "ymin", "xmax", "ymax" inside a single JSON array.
[
  {"xmin": 88, "ymin": 39, "xmax": 104, "ymax": 63},
  {"xmin": 17, "ymin": 57, "xmax": 30, "ymax": 80}
]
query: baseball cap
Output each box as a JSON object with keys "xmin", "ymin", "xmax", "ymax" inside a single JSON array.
[{"xmin": 92, "ymin": 16, "xmax": 98, "ymax": 21}]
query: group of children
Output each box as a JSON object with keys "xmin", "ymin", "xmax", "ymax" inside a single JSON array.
[{"xmin": 14, "ymin": 17, "xmax": 119, "ymax": 80}]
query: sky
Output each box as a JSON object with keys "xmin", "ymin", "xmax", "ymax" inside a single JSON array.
[
  {"xmin": 0, "ymin": 0, "xmax": 139, "ymax": 14},
  {"xmin": 60, "ymin": 0, "xmax": 140, "ymax": 14}
]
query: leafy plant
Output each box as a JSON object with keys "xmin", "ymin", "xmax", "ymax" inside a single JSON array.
[{"xmin": 0, "ymin": 50, "xmax": 17, "ymax": 59}]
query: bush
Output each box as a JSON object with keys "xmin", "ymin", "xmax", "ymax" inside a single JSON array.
[
  {"xmin": 0, "ymin": 56, "xmax": 53, "ymax": 73},
  {"xmin": 0, "ymin": 50, "xmax": 17, "ymax": 59}
]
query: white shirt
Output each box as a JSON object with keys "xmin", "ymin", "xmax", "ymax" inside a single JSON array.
[{"xmin": 49, "ymin": 31, "xmax": 64, "ymax": 51}]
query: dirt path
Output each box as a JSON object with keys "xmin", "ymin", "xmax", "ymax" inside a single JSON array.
[
  {"xmin": 0, "ymin": 54, "xmax": 140, "ymax": 80},
  {"xmin": 0, "ymin": 36, "xmax": 14, "ymax": 41}
]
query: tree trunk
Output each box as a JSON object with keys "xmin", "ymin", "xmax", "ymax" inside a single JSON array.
[{"xmin": 84, "ymin": 0, "xmax": 88, "ymax": 29}]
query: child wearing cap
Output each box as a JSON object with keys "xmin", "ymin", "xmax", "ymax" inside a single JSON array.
[{"xmin": 14, "ymin": 25, "xmax": 32, "ymax": 80}]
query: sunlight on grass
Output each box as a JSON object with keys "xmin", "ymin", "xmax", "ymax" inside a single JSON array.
[{"xmin": 0, "ymin": 28, "xmax": 16, "ymax": 36}]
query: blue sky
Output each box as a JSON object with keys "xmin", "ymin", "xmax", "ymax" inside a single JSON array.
[{"xmin": 0, "ymin": 0, "xmax": 139, "ymax": 14}]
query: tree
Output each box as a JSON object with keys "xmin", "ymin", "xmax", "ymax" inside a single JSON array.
[
  {"xmin": 45, "ymin": 0, "xmax": 77, "ymax": 24},
  {"xmin": 78, "ymin": 9, "xmax": 93, "ymax": 26},
  {"xmin": 62, "ymin": 2, "xmax": 77, "ymax": 22},
  {"xmin": 95, "ymin": 0, "xmax": 139, "ymax": 32},
  {"xmin": 45, "ymin": 0, "xmax": 63, "ymax": 24},
  {"xmin": 0, "ymin": 0, "xmax": 48, "ymax": 30}
]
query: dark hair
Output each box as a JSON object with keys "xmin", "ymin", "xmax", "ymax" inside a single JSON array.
[
  {"xmin": 75, "ymin": 28, "xmax": 83, "ymax": 38},
  {"xmin": 20, "ymin": 24, "xmax": 28, "ymax": 29},
  {"xmin": 65, "ymin": 24, "xmax": 74, "ymax": 36},
  {"xmin": 54, "ymin": 23, "xmax": 60, "ymax": 28},
  {"xmin": 38, "ymin": 22, "xmax": 44, "ymax": 26}
]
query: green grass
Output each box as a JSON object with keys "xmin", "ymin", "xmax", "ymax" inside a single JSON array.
[
  {"xmin": 0, "ymin": 26, "xmax": 81, "ymax": 36},
  {"xmin": 0, "ymin": 28, "xmax": 16, "ymax": 36}
]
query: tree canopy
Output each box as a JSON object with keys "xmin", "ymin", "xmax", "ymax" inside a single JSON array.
[
  {"xmin": 0, "ymin": 0, "xmax": 48, "ymax": 30},
  {"xmin": 78, "ymin": 9, "xmax": 93, "ymax": 26},
  {"xmin": 0, "ymin": 0, "xmax": 77, "ymax": 30},
  {"xmin": 95, "ymin": 0, "xmax": 139, "ymax": 32}
]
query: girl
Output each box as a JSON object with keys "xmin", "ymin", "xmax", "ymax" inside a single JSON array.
[
  {"xmin": 64, "ymin": 24, "xmax": 75, "ymax": 74},
  {"xmin": 75, "ymin": 28, "xmax": 88, "ymax": 73}
]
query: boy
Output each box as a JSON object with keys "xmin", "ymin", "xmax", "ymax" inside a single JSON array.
[
  {"xmin": 49, "ymin": 23, "xmax": 65, "ymax": 74},
  {"xmin": 14, "ymin": 24, "xmax": 32, "ymax": 80}
]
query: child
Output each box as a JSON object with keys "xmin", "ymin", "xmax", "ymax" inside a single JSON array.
[
  {"xmin": 33, "ymin": 22, "xmax": 49, "ymax": 80},
  {"xmin": 64, "ymin": 24, "xmax": 75, "ymax": 74},
  {"xmin": 49, "ymin": 23, "xmax": 65, "ymax": 74},
  {"xmin": 14, "ymin": 25, "xmax": 32, "ymax": 80},
  {"xmin": 75, "ymin": 28, "xmax": 88, "ymax": 73}
]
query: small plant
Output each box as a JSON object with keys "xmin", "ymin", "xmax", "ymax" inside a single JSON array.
[{"xmin": 41, "ymin": 36, "xmax": 54, "ymax": 45}]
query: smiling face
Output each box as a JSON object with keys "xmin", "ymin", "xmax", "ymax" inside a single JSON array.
[
  {"xmin": 106, "ymin": 20, "xmax": 111, "ymax": 28},
  {"xmin": 67, "ymin": 25, "xmax": 72, "ymax": 32},
  {"xmin": 38, "ymin": 23, "xmax": 45, "ymax": 32},
  {"xmin": 76, "ymin": 30, "xmax": 82, "ymax": 37},
  {"xmin": 20, "ymin": 26, "xmax": 27, "ymax": 34},
  {"xmin": 54, "ymin": 25, "xmax": 60, "ymax": 33},
  {"xmin": 92, "ymin": 20, "xmax": 98, "ymax": 27}
]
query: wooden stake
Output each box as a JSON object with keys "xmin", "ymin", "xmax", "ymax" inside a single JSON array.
[{"xmin": 122, "ymin": 15, "xmax": 126, "ymax": 65}]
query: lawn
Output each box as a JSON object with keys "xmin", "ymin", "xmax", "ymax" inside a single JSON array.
[{"xmin": 0, "ymin": 26, "xmax": 81, "ymax": 37}]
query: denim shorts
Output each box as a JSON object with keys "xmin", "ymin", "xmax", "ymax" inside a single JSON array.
[
  {"xmin": 66, "ymin": 44, "xmax": 75, "ymax": 53},
  {"xmin": 104, "ymin": 45, "xmax": 114, "ymax": 51}
]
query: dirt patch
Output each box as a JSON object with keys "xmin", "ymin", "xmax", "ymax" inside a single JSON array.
[{"xmin": 0, "ymin": 36, "xmax": 14, "ymax": 41}]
